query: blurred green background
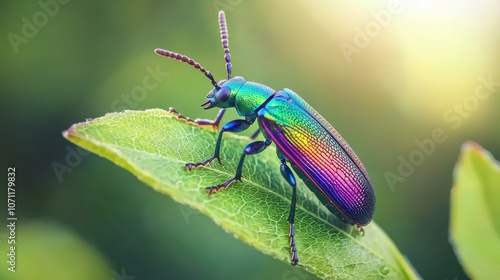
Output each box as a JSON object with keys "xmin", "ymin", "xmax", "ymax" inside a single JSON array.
[{"xmin": 2, "ymin": 0, "xmax": 499, "ymax": 279}]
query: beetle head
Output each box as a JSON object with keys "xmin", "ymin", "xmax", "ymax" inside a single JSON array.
[{"xmin": 202, "ymin": 77, "xmax": 246, "ymax": 109}]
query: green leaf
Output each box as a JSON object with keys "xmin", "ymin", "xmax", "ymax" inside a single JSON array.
[
  {"xmin": 63, "ymin": 109, "xmax": 420, "ymax": 280},
  {"xmin": 450, "ymin": 142, "xmax": 500, "ymax": 279}
]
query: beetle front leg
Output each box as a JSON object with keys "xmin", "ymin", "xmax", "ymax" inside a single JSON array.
[
  {"xmin": 168, "ymin": 107, "xmax": 226, "ymax": 131},
  {"xmin": 206, "ymin": 138, "xmax": 272, "ymax": 194},
  {"xmin": 184, "ymin": 118, "xmax": 254, "ymax": 170},
  {"xmin": 279, "ymin": 156, "xmax": 299, "ymax": 266}
]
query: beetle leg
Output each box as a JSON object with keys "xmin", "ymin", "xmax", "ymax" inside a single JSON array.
[
  {"xmin": 249, "ymin": 128, "xmax": 261, "ymax": 140},
  {"xmin": 205, "ymin": 138, "xmax": 272, "ymax": 194},
  {"xmin": 185, "ymin": 119, "xmax": 254, "ymax": 170},
  {"xmin": 356, "ymin": 225, "xmax": 365, "ymax": 236},
  {"xmin": 279, "ymin": 156, "xmax": 299, "ymax": 266},
  {"xmin": 168, "ymin": 107, "xmax": 226, "ymax": 131}
]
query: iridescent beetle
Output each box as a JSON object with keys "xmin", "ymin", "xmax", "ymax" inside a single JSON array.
[{"xmin": 155, "ymin": 11, "xmax": 375, "ymax": 265}]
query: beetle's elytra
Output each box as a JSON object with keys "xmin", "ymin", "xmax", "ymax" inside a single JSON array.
[{"xmin": 155, "ymin": 11, "xmax": 375, "ymax": 265}]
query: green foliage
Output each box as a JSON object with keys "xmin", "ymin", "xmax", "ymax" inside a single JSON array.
[
  {"xmin": 64, "ymin": 109, "xmax": 420, "ymax": 280},
  {"xmin": 0, "ymin": 222, "xmax": 110, "ymax": 280},
  {"xmin": 450, "ymin": 142, "xmax": 500, "ymax": 279}
]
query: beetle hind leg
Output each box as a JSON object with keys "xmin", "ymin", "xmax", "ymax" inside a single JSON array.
[
  {"xmin": 356, "ymin": 225, "xmax": 365, "ymax": 236},
  {"xmin": 168, "ymin": 107, "xmax": 226, "ymax": 131},
  {"xmin": 279, "ymin": 156, "xmax": 299, "ymax": 265}
]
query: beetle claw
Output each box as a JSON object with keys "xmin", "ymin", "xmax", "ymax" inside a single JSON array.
[
  {"xmin": 184, "ymin": 156, "xmax": 223, "ymax": 171},
  {"xmin": 205, "ymin": 186, "xmax": 216, "ymax": 195},
  {"xmin": 356, "ymin": 225, "xmax": 365, "ymax": 236},
  {"xmin": 205, "ymin": 177, "xmax": 237, "ymax": 195},
  {"xmin": 205, "ymin": 185, "xmax": 222, "ymax": 195},
  {"xmin": 290, "ymin": 254, "xmax": 298, "ymax": 266}
]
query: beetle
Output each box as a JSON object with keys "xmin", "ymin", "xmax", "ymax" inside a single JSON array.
[{"xmin": 154, "ymin": 10, "xmax": 375, "ymax": 265}]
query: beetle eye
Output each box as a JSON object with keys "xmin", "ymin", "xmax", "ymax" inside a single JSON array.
[{"xmin": 215, "ymin": 87, "xmax": 231, "ymax": 102}]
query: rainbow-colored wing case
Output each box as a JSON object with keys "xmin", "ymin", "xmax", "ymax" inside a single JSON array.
[{"xmin": 258, "ymin": 89, "xmax": 375, "ymax": 225}]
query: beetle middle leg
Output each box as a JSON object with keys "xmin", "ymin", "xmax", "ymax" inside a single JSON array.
[
  {"xmin": 279, "ymin": 155, "xmax": 299, "ymax": 266},
  {"xmin": 205, "ymin": 137, "xmax": 272, "ymax": 195},
  {"xmin": 185, "ymin": 118, "xmax": 255, "ymax": 170},
  {"xmin": 249, "ymin": 128, "xmax": 261, "ymax": 140},
  {"xmin": 169, "ymin": 107, "xmax": 226, "ymax": 131}
]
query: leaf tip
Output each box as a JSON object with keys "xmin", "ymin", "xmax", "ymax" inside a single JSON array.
[
  {"xmin": 62, "ymin": 124, "xmax": 76, "ymax": 139},
  {"xmin": 458, "ymin": 141, "xmax": 499, "ymax": 170},
  {"xmin": 62, "ymin": 118, "xmax": 95, "ymax": 139},
  {"xmin": 460, "ymin": 141, "xmax": 482, "ymax": 154}
]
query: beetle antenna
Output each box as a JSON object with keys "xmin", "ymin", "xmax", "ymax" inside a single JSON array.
[
  {"xmin": 219, "ymin": 11, "xmax": 231, "ymax": 79},
  {"xmin": 154, "ymin": 49, "xmax": 220, "ymax": 90}
]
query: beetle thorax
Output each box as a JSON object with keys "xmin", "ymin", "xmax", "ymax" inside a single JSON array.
[{"xmin": 234, "ymin": 81, "xmax": 275, "ymax": 116}]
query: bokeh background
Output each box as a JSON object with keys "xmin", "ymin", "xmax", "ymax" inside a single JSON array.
[{"xmin": 2, "ymin": 0, "xmax": 499, "ymax": 279}]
